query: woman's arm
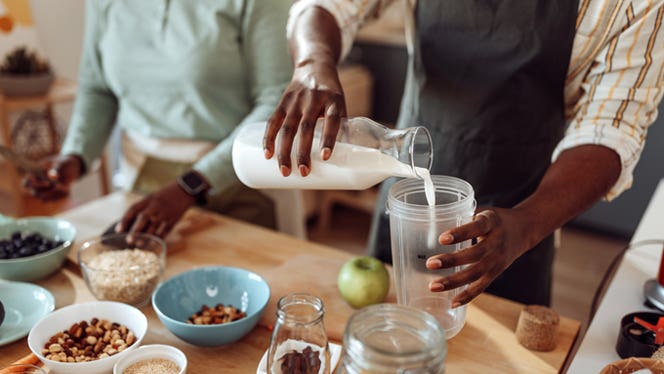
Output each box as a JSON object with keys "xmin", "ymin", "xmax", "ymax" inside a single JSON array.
[
  {"xmin": 191, "ymin": 0, "xmax": 295, "ymax": 194},
  {"xmin": 116, "ymin": 0, "xmax": 296, "ymax": 240},
  {"xmin": 60, "ymin": 0, "xmax": 118, "ymax": 172},
  {"xmin": 24, "ymin": 0, "xmax": 118, "ymax": 200}
]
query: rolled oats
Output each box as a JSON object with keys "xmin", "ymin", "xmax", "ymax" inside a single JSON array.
[{"xmin": 86, "ymin": 249, "xmax": 162, "ymax": 305}]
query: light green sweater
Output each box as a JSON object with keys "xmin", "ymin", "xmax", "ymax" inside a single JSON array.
[{"xmin": 61, "ymin": 0, "xmax": 293, "ymax": 194}]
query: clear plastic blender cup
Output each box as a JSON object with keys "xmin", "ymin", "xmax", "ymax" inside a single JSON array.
[{"xmin": 387, "ymin": 175, "xmax": 476, "ymax": 339}]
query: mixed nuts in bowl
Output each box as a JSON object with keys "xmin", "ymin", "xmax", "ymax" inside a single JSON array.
[{"xmin": 27, "ymin": 301, "xmax": 148, "ymax": 374}]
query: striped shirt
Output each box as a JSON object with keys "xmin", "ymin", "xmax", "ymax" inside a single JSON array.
[{"xmin": 287, "ymin": 0, "xmax": 664, "ymax": 200}]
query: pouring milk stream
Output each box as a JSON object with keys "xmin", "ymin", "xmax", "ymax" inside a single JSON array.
[{"xmin": 233, "ymin": 117, "xmax": 474, "ymax": 339}]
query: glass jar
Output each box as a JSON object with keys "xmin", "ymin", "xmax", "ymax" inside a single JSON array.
[
  {"xmin": 267, "ymin": 293, "xmax": 331, "ymax": 374},
  {"xmin": 335, "ymin": 303, "xmax": 446, "ymax": 374},
  {"xmin": 387, "ymin": 175, "xmax": 476, "ymax": 339},
  {"xmin": 232, "ymin": 117, "xmax": 433, "ymax": 190}
]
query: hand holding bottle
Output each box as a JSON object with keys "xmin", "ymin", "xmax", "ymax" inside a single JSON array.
[
  {"xmin": 263, "ymin": 6, "xmax": 347, "ymax": 177},
  {"xmin": 263, "ymin": 59, "xmax": 346, "ymax": 177}
]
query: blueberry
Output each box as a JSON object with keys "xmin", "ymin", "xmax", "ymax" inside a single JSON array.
[
  {"xmin": 26, "ymin": 234, "xmax": 40, "ymax": 244},
  {"xmin": 19, "ymin": 247, "xmax": 34, "ymax": 257},
  {"xmin": 2, "ymin": 232, "xmax": 60, "ymax": 257},
  {"xmin": 0, "ymin": 249, "xmax": 6, "ymax": 259}
]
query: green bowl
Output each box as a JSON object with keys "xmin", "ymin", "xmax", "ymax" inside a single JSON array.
[{"xmin": 0, "ymin": 217, "xmax": 76, "ymax": 281}]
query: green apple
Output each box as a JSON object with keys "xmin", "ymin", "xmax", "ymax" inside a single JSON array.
[{"xmin": 337, "ymin": 256, "xmax": 390, "ymax": 309}]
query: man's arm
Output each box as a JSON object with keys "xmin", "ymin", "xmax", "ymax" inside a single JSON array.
[
  {"xmin": 263, "ymin": 6, "xmax": 345, "ymax": 178},
  {"xmin": 425, "ymin": 145, "xmax": 620, "ymax": 307},
  {"xmin": 426, "ymin": 1, "xmax": 664, "ymax": 307},
  {"xmin": 263, "ymin": 0, "xmax": 390, "ymax": 177}
]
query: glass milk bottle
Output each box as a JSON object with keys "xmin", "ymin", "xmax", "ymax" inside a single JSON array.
[
  {"xmin": 335, "ymin": 304, "xmax": 446, "ymax": 374},
  {"xmin": 267, "ymin": 293, "xmax": 331, "ymax": 374},
  {"xmin": 387, "ymin": 175, "xmax": 476, "ymax": 339},
  {"xmin": 232, "ymin": 117, "xmax": 432, "ymax": 189}
]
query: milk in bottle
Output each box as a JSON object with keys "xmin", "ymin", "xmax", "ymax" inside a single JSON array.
[{"xmin": 232, "ymin": 117, "xmax": 433, "ymax": 190}]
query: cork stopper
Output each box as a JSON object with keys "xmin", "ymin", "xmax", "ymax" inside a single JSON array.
[{"xmin": 515, "ymin": 305, "xmax": 560, "ymax": 351}]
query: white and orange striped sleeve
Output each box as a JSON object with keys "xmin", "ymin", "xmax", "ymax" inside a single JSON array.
[
  {"xmin": 554, "ymin": 1, "xmax": 664, "ymax": 200},
  {"xmin": 286, "ymin": 0, "xmax": 394, "ymax": 60}
]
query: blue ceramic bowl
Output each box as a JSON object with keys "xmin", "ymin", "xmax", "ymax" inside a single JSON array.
[
  {"xmin": 0, "ymin": 217, "xmax": 76, "ymax": 281},
  {"xmin": 152, "ymin": 266, "xmax": 270, "ymax": 346}
]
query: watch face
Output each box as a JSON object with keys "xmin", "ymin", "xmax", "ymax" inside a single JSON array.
[
  {"xmin": 182, "ymin": 172, "xmax": 204, "ymax": 190},
  {"xmin": 180, "ymin": 171, "xmax": 207, "ymax": 195}
]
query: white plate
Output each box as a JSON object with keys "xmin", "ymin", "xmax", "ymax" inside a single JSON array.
[
  {"xmin": 0, "ymin": 280, "xmax": 54, "ymax": 346},
  {"xmin": 257, "ymin": 341, "xmax": 342, "ymax": 374}
]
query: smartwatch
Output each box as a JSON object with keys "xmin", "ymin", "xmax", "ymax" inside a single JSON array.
[{"xmin": 177, "ymin": 171, "xmax": 210, "ymax": 206}]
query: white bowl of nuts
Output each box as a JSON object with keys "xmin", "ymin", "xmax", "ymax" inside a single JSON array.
[
  {"xmin": 27, "ymin": 301, "xmax": 148, "ymax": 374},
  {"xmin": 78, "ymin": 233, "xmax": 166, "ymax": 307}
]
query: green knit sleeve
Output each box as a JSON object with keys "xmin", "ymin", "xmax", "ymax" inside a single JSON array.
[{"xmin": 193, "ymin": 0, "xmax": 293, "ymax": 194}]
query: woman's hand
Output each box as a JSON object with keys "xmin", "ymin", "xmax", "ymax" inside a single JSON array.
[
  {"xmin": 263, "ymin": 60, "xmax": 346, "ymax": 177},
  {"xmin": 425, "ymin": 208, "xmax": 536, "ymax": 308},
  {"xmin": 116, "ymin": 182, "xmax": 196, "ymax": 241},
  {"xmin": 23, "ymin": 155, "xmax": 84, "ymax": 201}
]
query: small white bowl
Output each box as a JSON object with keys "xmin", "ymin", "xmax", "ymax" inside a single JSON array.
[
  {"xmin": 113, "ymin": 344, "xmax": 187, "ymax": 374},
  {"xmin": 27, "ymin": 301, "xmax": 148, "ymax": 374}
]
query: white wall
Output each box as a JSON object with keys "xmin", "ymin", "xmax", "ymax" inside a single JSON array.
[
  {"xmin": 29, "ymin": 0, "xmax": 107, "ymax": 200},
  {"xmin": 29, "ymin": 0, "xmax": 85, "ymax": 80}
]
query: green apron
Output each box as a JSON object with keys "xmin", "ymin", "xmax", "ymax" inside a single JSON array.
[{"xmin": 369, "ymin": 0, "xmax": 579, "ymax": 305}]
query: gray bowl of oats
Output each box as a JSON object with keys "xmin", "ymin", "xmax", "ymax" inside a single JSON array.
[{"xmin": 78, "ymin": 233, "xmax": 166, "ymax": 307}]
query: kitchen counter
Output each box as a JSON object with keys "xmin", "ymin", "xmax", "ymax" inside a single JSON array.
[
  {"xmin": 1, "ymin": 192, "xmax": 580, "ymax": 373},
  {"xmin": 568, "ymin": 179, "xmax": 664, "ymax": 372}
]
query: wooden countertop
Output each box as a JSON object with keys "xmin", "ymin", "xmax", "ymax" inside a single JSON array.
[{"xmin": 0, "ymin": 192, "xmax": 580, "ymax": 373}]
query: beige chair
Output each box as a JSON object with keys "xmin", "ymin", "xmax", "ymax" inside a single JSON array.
[
  {"xmin": 264, "ymin": 63, "xmax": 374, "ymax": 239},
  {"xmin": 261, "ymin": 189, "xmax": 309, "ymax": 239}
]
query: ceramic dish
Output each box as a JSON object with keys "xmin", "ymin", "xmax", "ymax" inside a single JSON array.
[
  {"xmin": 113, "ymin": 344, "xmax": 187, "ymax": 374},
  {"xmin": 616, "ymin": 311, "xmax": 664, "ymax": 358},
  {"xmin": 152, "ymin": 266, "xmax": 270, "ymax": 346},
  {"xmin": 27, "ymin": 301, "xmax": 148, "ymax": 374},
  {"xmin": 0, "ymin": 217, "xmax": 76, "ymax": 281},
  {"xmin": 0, "ymin": 280, "xmax": 54, "ymax": 346}
]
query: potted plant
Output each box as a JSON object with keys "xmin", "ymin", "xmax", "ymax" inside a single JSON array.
[{"xmin": 0, "ymin": 46, "xmax": 54, "ymax": 97}]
